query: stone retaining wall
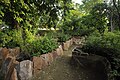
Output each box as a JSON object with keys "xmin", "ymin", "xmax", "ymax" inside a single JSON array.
[
  {"xmin": 0, "ymin": 37, "xmax": 81, "ymax": 80},
  {"xmin": 72, "ymin": 47, "xmax": 111, "ymax": 80}
]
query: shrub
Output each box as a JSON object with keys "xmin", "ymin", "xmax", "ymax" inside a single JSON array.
[
  {"xmin": 0, "ymin": 31, "xmax": 12, "ymax": 47},
  {"xmin": 24, "ymin": 29, "xmax": 35, "ymax": 43},
  {"xmin": 65, "ymin": 28, "xmax": 95, "ymax": 37},
  {"xmin": 57, "ymin": 33, "xmax": 71, "ymax": 42},
  {"xmin": 84, "ymin": 31, "xmax": 120, "ymax": 49},
  {"xmin": 0, "ymin": 28, "xmax": 59, "ymax": 57},
  {"xmin": 7, "ymin": 29, "xmax": 24, "ymax": 48},
  {"xmin": 79, "ymin": 29, "xmax": 95, "ymax": 36},
  {"xmin": 40, "ymin": 36, "xmax": 58, "ymax": 54},
  {"xmin": 0, "ymin": 28, "xmax": 25, "ymax": 48},
  {"xmin": 0, "ymin": 28, "xmax": 36, "ymax": 54},
  {"xmin": 29, "ymin": 36, "xmax": 58, "ymax": 56}
]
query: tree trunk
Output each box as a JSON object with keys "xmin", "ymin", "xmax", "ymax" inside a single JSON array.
[
  {"xmin": 113, "ymin": 0, "xmax": 120, "ymax": 30},
  {"xmin": 110, "ymin": 13, "xmax": 114, "ymax": 31}
]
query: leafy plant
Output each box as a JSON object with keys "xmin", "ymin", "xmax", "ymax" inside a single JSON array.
[
  {"xmin": 84, "ymin": 31, "xmax": 120, "ymax": 49},
  {"xmin": 40, "ymin": 36, "xmax": 58, "ymax": 54},
  {"xmin": 57, "ymin": 33, "xmax": 71, "ymax": 42},
  {"xmin": 27, "ymin": 36, "xmax": 58, "ymax": 56},
  {"xmin": 0, "ymin": 28, "xmax": 25, "ymax": 48},
  {"xmin": 0, "ymin": 31, "xmax": 12, "ymax": 47},
  {"xmin": 6, "ymin": 29, "xmax": 24, "ymax": 48}
]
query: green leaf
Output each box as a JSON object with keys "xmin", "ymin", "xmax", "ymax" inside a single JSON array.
[{"xmin": 16, "ymin": 17, "xmax": 23, "ymax": 22}]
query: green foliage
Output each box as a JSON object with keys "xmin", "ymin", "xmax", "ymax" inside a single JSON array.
[
  {"xmin": 7, "ymin": 29, "xmax": 24, "ymax": 48},
  {"xmin": 84, "ymin": 31, "xmax": 120, "ymax": 49},
  {"xmin": 66, "ymin": 30, "xmax": 81, "ymax": 36},
  {"xmin": 0, "ymin": 0, "xmax": 72, "ymax": 29},
  {"xmin": 0, "ymin": 28, "xmax": 59, "ymax": 56},
  {"xmin": 0, "ymin": 30, "xmax": 12, "ymax": 47},
  {"xmin": 103, "ymin": 31, "xmax": 120, "ymax": 49},
  {"xmin": 83, "ymin": 31, "xmax": 101, "ymax": 47},
  {"xmin": 109, "ymin": 70, "xmax": 120, "ymax": 80},
  {"xmin": 65, "ymin": 28, "xmax": 95, "ymax": 37},
  {"xmin": 81, "ymin": 0, "xmax": 103, "ymax": 14},
  {"xmin": 40, "ymin": 36, "xmax": 58, "ymax": 54},
  {"xmin": 29, "ymin": 36, "xmax": 58, "ymax": 56},
  {"xmin": 57, "ymin": 33, "xmax": 71, "ymax": 42},
  {"xmin": 24, "ymin": 29, "xmax": 35, "ymax": 43},
  {"xmin": 0, "ymin": 28, "xmax": 24, "ymax": 48},
  {"xmin": 81, "ymin": 3, "xmax": 108, "ymax": 34},
  {"xmin": 79, "ymin": 29, "xmax": 95, "ymax": 36},
  {"xmin": 59, "ymin": 9, "xmax": 82, "ymax": 32}
]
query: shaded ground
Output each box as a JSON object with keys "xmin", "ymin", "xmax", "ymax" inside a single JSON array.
[{"xmin": 33, "ymin": 45, "xmax": 106, "ymax": 80}]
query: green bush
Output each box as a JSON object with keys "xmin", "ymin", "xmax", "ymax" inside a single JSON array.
[
  {"xmin": 0, "ymin": 31, "xmax": 12, "ymax": 47},
  {"xmin": 79, "ymin": 29, "xmax": 95, "ymax": 36},
  {"xmin": 65, "ymin": 28, "xmax": 95, "ymax": 37},
  {"xmin": 84, "ymin": 31, "xmax": 120, "ymax": 49},
  {"xmin": 20, "ymin": 29, "xmax": 36, "ymax": 54},
  {"xmin": 40, "ymin": 36, "xmax": 58, "ymax": 54},
  {"xmin": 7, "ymin": 29, "xmax": 24, "ymax": 48},
  {"xmin": 0, "ymin": 28, "xmax": 35, "ymax": 54},
  {"xmin": 0, "ymin": 28, "xmax": 24, "ymax": 48},
  {"xmin": 0, "ymin": 28, "xmax": 59, "ymax": 57},
  {"xmin": 57, "ymin": 33, "xmax": 71, "ymax": 42},
  {"xmin": 83, "ymin": 31, "xmax": 101, "ymax": 47},
  {"xmin": 24, "ymin": 29, "xmax": 35, "ymax": 43},
  {"xmin": 28, "ymin": 36, "xmax": 58, "ymax": 56}
]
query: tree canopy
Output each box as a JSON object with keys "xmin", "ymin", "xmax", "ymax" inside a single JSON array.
[{"xmin": 0, "ymin": 0, "xmax": 72, "ymax": 29}]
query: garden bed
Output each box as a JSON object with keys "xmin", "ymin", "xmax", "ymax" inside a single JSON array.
[{"xmin": 0, "ymin": 37, "xmax": 81, "ymax": 80}]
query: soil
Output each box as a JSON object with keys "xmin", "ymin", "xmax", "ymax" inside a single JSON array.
[{"xmin": 32, "ymin": 45, "xmax": 107, "ymax": 80}]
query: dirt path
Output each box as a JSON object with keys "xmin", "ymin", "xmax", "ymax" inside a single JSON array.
[{"xmin": 33, "ymin": 45, "xmax": 106, "ymax": 80}]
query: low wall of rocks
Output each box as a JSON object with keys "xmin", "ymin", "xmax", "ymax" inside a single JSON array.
[
  {"xmin": 0, "ymin": 47, "xmax": 20, "ymax": 80},
  {"xmin": 0, "ymin": 37, "xmax": 81, "ymax": 80}
]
